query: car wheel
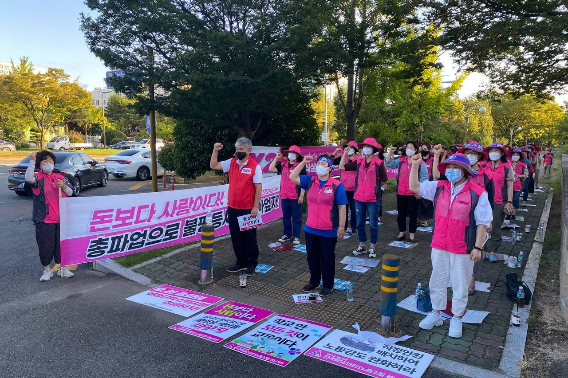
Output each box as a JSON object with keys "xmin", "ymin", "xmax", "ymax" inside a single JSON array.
[
  {"xmin": 2, "ymin": 147, "xmax": 10, "ymax": 151},
  {"xmin": 98, "ymin": 170, "xmax": 108, "ymax": 187},
  {"xmin": 72, "ymin": 176, "xmax": 81, "ymax": 197},
  {"xmin": 59, "ymin": 147, "xmax": 65, "ymax": 151},
  {"xmin": 15, "ymin": 191, "xmax": 28, "ymax": 196},
  {"xmin": 136, "ymin": 166, "xmax": 150, "ymax": 181}
]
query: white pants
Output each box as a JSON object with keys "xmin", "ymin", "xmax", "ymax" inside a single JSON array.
[{"xmin": 429, "ymin": 248, "xmax": 474, "ymax": 317}]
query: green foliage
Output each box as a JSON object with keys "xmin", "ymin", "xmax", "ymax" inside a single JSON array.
[
  {"xmin": 68, "ymin": 130, "xmax": 85, "ymax": 143},
  {"xmin": 105, "ymin": 129, "xmax": 128, "ymax": 145},
  {"xmin": 105, "ymin": 95, "xmax": 144, "ymax": 136},
  {"xmin": 156, "ymin": 143, "xmax": 177, "ymax": 172}
]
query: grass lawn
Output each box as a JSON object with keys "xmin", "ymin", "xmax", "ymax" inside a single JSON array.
[{"xmin": 113, "ymin": 242, "xmax": 195, "ymax": 268}]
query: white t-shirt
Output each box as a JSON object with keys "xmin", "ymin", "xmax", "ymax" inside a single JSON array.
[
  {"xmin": 221, "ymin": 158, "xmax": 262, "ymax": 184},
  {"xmin": 419, "ymin": 180, "xmax": 492, "ymax": 227}
]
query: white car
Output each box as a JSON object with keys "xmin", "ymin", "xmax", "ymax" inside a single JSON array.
[
  {"xmin": 130, "ymin": 138, "xmax": 165, "ymax": 150},
  {"xmin": 104, "ymin": 149, "xmax": 165, "ymax": 180}
]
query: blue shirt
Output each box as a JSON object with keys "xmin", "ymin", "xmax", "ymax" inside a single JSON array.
[{"xmin": 299, "ymin": 175, "xmax": 348, "ymax": 237}]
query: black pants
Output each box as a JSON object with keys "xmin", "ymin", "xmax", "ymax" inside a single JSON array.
[
  {"xmin": 397, "ymin": 194, "xmax": 419, "ymax": 233},
  {"xmin": 305, "ymin": 231, "xmax": 337, "ymax": 289},
  {"xmin": 228, "ymin": 207, "xmax": 259, "ymax": 269},
  {"xmin": 345, "ymin": 190, "xmax": 357, "ymax": 230},
  {"xmin": 36, "ymin": 222, "xmax": 60, "ymax": 266}
]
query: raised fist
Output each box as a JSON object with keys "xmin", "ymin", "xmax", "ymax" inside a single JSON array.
[
  {"xmin": 213, "ymin": 143, "xmax": 223, "ymax": 151},
  {"xmin": 304, "ymin": 155, "xmax": 314, "ymax": 163},
  {"xmin": 410, "ymin": 154, "xmax": 422, "ymax": 165},
  {"xmin": 433, "ymin": 144, "xmax": 443, "ymax": 156}
]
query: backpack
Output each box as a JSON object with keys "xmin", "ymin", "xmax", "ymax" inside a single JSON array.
[{"xmin": 497, "ymin": 273, "xmax": 532, "ymax": 305}]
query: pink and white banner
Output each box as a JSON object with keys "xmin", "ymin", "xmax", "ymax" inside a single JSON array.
[
  {"xmin": 169, "ymin": 301, "xmax": 273, "ymax": 343},
  {"xmin": 60, "ymin": 175, "xmax": 283, "ymax": 266}
]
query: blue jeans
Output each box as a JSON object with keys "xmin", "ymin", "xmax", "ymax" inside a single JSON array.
[
  {"xmin": 355, "ymin": 200, "xmax": 380, "ymax": 245},
  {"xmin": 513, "ymin": 190, "xmax": 522, "ymax": 209},
  {"xmin": 281, "ymin": 198, "xmax": 302, "ymax": 238}
]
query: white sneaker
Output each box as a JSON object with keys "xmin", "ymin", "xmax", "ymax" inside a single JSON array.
[
  {"xmin": 368, "ymin": 248, "xmax": 376, "ymax": 258},
  {"xmin": 419, "ymin": 312, "xmax": 444, "ymax": 330},
  {"xmin": 448, "ymin": 317, "xmax": 463, "ymax": 338},
  {"xmin": 57, "ymin": 267, "xmax": 75, "ymax": 278},
  {"xmin": 40, "ymin": 269, "xmax": 53, "ymax": 282},
  {"xmin": 293, "ymin": 238, "xmax": 301, "ymax": 245},
  {"xmin": 346, "ymin": 228, "xmax": 353, "ymax": 234},
  {"xmin": 352, "ymin": 246, "xmax": 366, "ymax": 256}
]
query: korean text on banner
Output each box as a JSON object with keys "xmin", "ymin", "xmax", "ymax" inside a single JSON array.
[
  {"xmin": 169, "ymin": 301, "xmax": 273, "ymax": 343},
  {"xmin": 305, "ymin": 329, "xmax": 434, "ymax": 378},
  {"xmin": 126, "ymin": 284, "xmax": 223, "ymax": 317},
  {"xmin": 224, "ymin": 314, "xmax": 332, "ymax": 367},
  {"xmin": 59, "ymin": 175, "xmax": 282, "ymax": 266},
  {"xmin": 238, "ymin": 214, "xmax": 263, "ymax": 231}
]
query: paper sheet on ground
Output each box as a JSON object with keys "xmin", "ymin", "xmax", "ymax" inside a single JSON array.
[
  {"xmin": 388, "ymin": 241, "xmax": 418, "ymax": 249},
  {"xmin": 416, "ymin": 226, "xmax": 433, "ymax": 232},
  {"xmin": 397, "ymin": 295, "xmax": 489, "ymax": 324},
  {"xmin": 514, "ymin": 216, "xmax": 525, "ymax": 222},
  {"xmin": 255, "ymin": 264, "xmax": 274, "ymax": 274},
  {"xmin": 292, "ymin": 293, "xmax": 323, "ymax": 304},
  {"xmin": 339, "ymin": 256, "xmax": 380, "ymax": 268},
  {"xmin": 343, "ymin": 264, "xmax": 369, "ymax": 273},
  {"xmin": 522, "ymin": 203, "xmax": 537, "ymax": 207},
  {"xmin": 517, "ymin": 208, "xmax": 529, "ymax": 212},
  {"xmin": 306, "ymin": 329, "xmax": 433, "ymax": 378},
  {"xmin": 386, "ymin": 210, "xmax": 398, "ymax": 215},
  {"xmin": 293, "ymin": 244, "xmax": 307, "ymax": 253},
  {"xmin": 224, "ymin": 314, "xmax": 332, "ymax": 367},
  {"xmin": 319, "ymin": 278, "xmax": 353, "ymax": 291},
  {"xmin": 126, "ymin": 284, "xmax": 223, "ymax": 317},
  {"xmin": 169, "ymin": 301, "xmax": 273, "ymax": 343}
]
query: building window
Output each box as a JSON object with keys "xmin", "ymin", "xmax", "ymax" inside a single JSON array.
[{"xmin": 96, "ymin": 100, "xmax": 99, "ymax": 106}]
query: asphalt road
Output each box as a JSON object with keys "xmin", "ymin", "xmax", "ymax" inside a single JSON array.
[{"xmin": 0, "ymin": 164, "xmax": 464, "ymax": 378}]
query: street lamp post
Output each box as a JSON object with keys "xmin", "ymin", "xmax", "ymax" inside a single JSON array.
[
  {"xmin": 101, "ymin": 90, "xmax": 112, "ymax": 148},
  {"xmin": 509, "ymin": 125, "xmax": 521, "ymax": 146},
  {"xmin": 463, "ymin": 106, "xmax": 487, "ymax": 144}
]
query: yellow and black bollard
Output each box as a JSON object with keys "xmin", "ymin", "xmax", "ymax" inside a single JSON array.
[
  {"xmin": 379, "ymin": 254, "xmax": 400, "ymax": 332},
  {"xmin": 198, "ymin": 223, "xmax": 215, "ymax": 284}
]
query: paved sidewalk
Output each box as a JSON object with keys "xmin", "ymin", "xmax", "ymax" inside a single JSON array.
[{"xmin": 134, "ymin": 187, "xmax": 549, "ymax": 371}]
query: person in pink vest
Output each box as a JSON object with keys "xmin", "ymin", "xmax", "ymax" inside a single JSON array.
[
  {"xmin": 289, "ymin": 154, "xmax": 347, "ymax": 296},
  {"xmin": 409, "ymin": 153, "xmax": 492, "ymax": 338},
  {"xmin": 269, "ymin": 145, "xmax": 306, "ymax": 245},
  {"xmin": 332, "ymin": 141, "xmax": 359, "ymax": 234},
  {"xmin": 418, "ymin": 142, "xmax": 434, "ymax": 227},
  {"xmin": 25, "ymin": 151, "xmax": 74, "ymax": 281},
  {"xmin": 385, "ymin": 141, "xmax": 429, "ymax": 242},
  {"xmin": 483, "ymin": 143, "xmax": 514, "ymax": 263},
  {"xmin": 210, "ymin": 138, "xmax": 262, "ymax": 276},
  {"xmin": 521, "ymin": 145, "xmax": 534, "ymax": 204},
  {"xmin": 510, "ymin": 148, "xmax": 528, "ymax": 219},
  {"xmin": 543, "ymin": 148, "xmax": 553, "ymax": 178},
  {"xmin": 339, "ymin": 138, "xmax": 388, "ymax": 258}
]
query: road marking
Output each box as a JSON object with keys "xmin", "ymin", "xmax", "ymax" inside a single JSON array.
[
  {"xmin": 0, "ymin": 201, "xmax": 18, "ymax": 205},
  {"xmin": 129, "ymin": 181, "xmax": 150, "ymax": 190}
]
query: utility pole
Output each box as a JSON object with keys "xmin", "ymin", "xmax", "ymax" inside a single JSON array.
[
  {"xmin": 148, "ymin": 47, "xmax": 158, "ymax": 192},
  {"xmin": 324, "ymin": 85, "xmax": 328, "ymax": 146}
]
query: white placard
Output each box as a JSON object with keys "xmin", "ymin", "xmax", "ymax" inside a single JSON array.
[
  {"xmin": 292, "ymin": 293, "xmax": 323, "ymax": 304},
  {"xmin": 339, "ymin": 256, "xmax": 381, "ymax": 268},
  {"xmin": 238, "ymin": 213, "xmax": 263, "ymax": 231}
]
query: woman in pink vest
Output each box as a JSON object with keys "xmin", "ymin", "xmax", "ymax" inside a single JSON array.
[
  {"xmin": 339, "ymin": 138, "xmax": 388, "ymax": 258},
  {"xmin": 483, "ymin": 143, "xmax": 514, "ymax": 263},
  {"xmin": 269, "ymin": 145, "xmax": 306, "ymax": 245},
  {"xmin": 385, "ymin": 141, "xmax": 428, "ymax": 242},
  {"xmin": 290, "ymin": 154, "xmax": 347, "ymax": 296},
  {"xmin": 543, "ymin": 148, "xmax": 553, "ymax": 178},
  {"xmin": 409, "ymin": 153, "xmax": 492, "ymax": 339},
  {"xmin": 333, "ymin": 141, "xmax": 359, "ymax": 234},
  {"xmin": 510, "ymin": 148, "xmax": 528, "ymax": 220}
]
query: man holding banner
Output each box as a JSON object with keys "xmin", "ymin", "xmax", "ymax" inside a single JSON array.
[{"xmin": 210, "ymin": 138, "xmax": 262, "ymax": 276}]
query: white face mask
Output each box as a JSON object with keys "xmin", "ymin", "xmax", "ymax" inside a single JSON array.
[
  {"xmin": 489, "ymin": 152, "xmax": 501, "ymax": 161},
  {"xmin": 512, "ymin": 155, "xmax": 520, "ymax": 162},
  {"xmin": 348, "ymin": 148, "xmax": 355, "ymax": 156},
  {"xmin": 42, "ymin": 163, "xmax": 54, "ymax": 173},
  {"xmin": 288, "ymin": 153, "xmax": 297, "ymax": 161},
  {"xmin": 406, "ymin": 149, "xmax": 415, "ymax": 157},
  {"xmin": 362, "ymin": 147, "xmax": 373, "ymax": 156},
  {"xmin": 315, "ymin": 165, "xmax": 328, "ymax": 177},
  {"xmin": 467, "ymin": 154, "xmax": 478, "ymax": 166}
]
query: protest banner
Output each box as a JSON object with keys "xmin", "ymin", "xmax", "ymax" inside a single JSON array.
[
  {"xmin": 306, "ymin": 329, "xmax": 434, "ymax": 378},
  {"xmin": 237, "ymin": 213, "xmax": 263, "ymax": 231},
  {"xmin": 126, "ymin": 284, "xmax": 223, "ymax": 317},
  {"xmin": 224, "ymin": 314, "xmax": 332, "ymax": 367},
  {"xmin": 60, "ymin": 176, "xmax": 282, "ymax": 266},
  {"xmin": 169, "ymin": 301, "xmax": 273, "ymax": 343}
]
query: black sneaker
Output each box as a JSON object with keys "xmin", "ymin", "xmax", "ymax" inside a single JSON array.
[
  {"xmin": 302, "ymin": 283, "xmax": 319, "ymax": 292},
  {"xmin": 396, "ymin": 236, "xmax": 405, "ymax": 241},
  {"xmin": 511, "ymin": 215, "xmax": 516, "ymax": 221},
  {"xmin": 227, "ymin": 264, "xmax": 245, "ymax": 273},
  {"xmin": 319, "ymin": 287, "xmax": 334, "ymax": 296},
  {"xmin": 246, "ymin": 267, "xmax": 256, "ymax": 276},
  {"xmin": 278, "ymin": 235, "xmax": 292, "ymax": 243}
]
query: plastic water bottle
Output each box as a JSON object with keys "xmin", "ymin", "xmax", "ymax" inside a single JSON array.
[
  {"xmin": 544, "ymin": 199, "xmax": 548, "ymax": 209},
  {"xmin": 205, "ymin": 209, "xmax": 213, "ymax": 225},
  {"xmin": 346, "ymin": 283, "xmax": 354, "ymax": 302},
  {"xmin": 239, "ymin": 271, "xmax": 247, "ymax": 288},
  {"xmin": 517, "ymin": 286, "xmax": 525, "ymax": 308},
  {"xmin": 539, "ymin": 222, "xmax": 544, "ymax": 236},
  {"xmin": 512, "ymin": 229, "xmax": 517, "ymax": 245},
  {"xmin": 517, "ymin": 251, "xmax": 524, "ymax": 267},
  {"xmin": 416, "ymin": 283, "xmax": 422, "ymax": 297}
]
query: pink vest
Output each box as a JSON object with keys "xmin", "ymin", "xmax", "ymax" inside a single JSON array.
[
  {"xmin": 306, "ymin": 176, "xmax": 340, "ymax": 230},
  {"xmin": 280, "ymin": 161, "xmax": 300, "ymax": 199},
  {"xmin": 353, "ymin": 156, "xmax": 383, "ymax": 203},
  {"xmin": 431, "ymin": 181, "xmax": 485, "ymax": 254},
  {"xmin": 32, "ymin": 171, "xmax": 67, "ymax": 223},
  {"xmin": 341, "ymin": 157, "xmax": 357, "ymax": 191},
  {"xmin": 487, "ymin": 162, "xmax": 511, "ymax": 204},
  {"xmin": 544, "ymin": 154, "xmax": 552, "ymax": 165},
  {"xmin": 512, "ymin": 162, "xmax": 526, "ymax": 191},
  {"xmin": 397, "ymin": 157, "xmax": 421, "ymax": 196}
]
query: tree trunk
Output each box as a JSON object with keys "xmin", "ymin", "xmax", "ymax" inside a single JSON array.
[{"xmin": 347, "ymin": 114, "xmax": 357, "ymax": 141}]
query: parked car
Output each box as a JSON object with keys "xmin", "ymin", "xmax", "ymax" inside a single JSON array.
[
  {"xmin": 46, "ymin": 136, "xmax": 93, "ymax": 150},
  {"xmin": 104, "ymin": 148, "xmax": 164, "ymax": 180},
  {"xmin": 130, "ymin": 139, "xmax": 165, "ymax": 150},
  {"xmin": 110, "ymin": 141, "xmax": 127, "ymax": 149},
  {"xmin": 120, "ymin": 141, "xmax": 139, "ymax": 149},
  {"xmin": 7, "ymin": 152, "xmax": 108, "ymax": 196},
  {"xmin": 0, "ymin": 139, "xmax": 16, "ymax": 151}
]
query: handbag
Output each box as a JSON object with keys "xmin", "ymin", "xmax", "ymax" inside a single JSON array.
[
  {"xmin": 496, "ymin": 273, "xmax": 532, "ymax": 305},
  {"xmin": 416, "ymin": 287, "xmax": 433, "ymax": 312}
]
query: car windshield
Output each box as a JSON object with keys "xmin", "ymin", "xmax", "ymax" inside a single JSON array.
[
  {"xmin": 115, "ymin": 150, "xmax": 139, "ymax": 156},
  {"xmin": 49, "ymin": 137, "xmax": 58, "ymax": 142},
  {"xmin": 138, "ymin": 139, "xmax": 149, "ymax": 144}
]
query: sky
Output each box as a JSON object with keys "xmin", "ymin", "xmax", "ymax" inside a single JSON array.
[{"xmin": 1, "ymin": 0, "xmax": 566, "ymax": 104}]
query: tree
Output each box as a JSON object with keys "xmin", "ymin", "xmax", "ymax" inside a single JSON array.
[
  {"xmin": 426, "ymin": 0, "xmax": 568, "ymax": 95},
  {"xmin": 105, "ymin": 95, "xmax": 144, "ymax": 136}
]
